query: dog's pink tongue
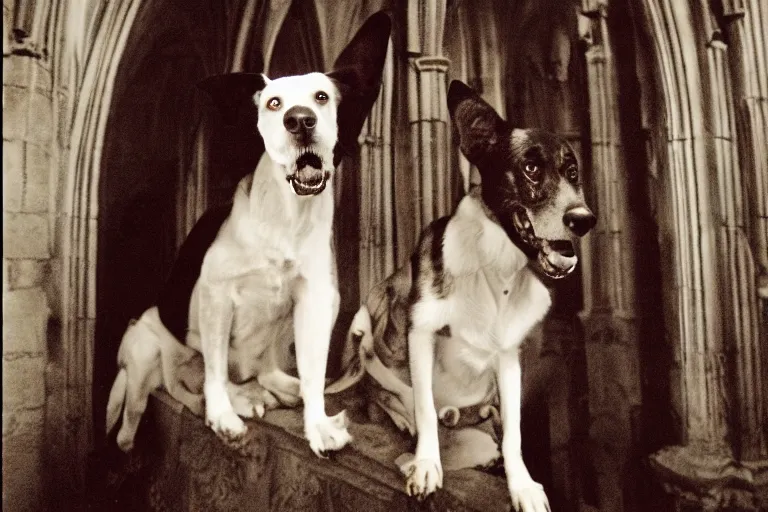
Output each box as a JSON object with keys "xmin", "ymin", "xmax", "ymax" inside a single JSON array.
[
  {"xmin": 295, "ymin": 166, "xmax": 325, "ymax": 186},
  {"xmin": 546, "ymin": 251, "xmax": 578, "ymax": 270},
  {"xmin": 541, "ymin": 241, "xmax": 578, "ymax": 270}
]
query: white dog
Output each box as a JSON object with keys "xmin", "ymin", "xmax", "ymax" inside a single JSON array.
[{"xmin": 106, "ymin": 12, "xmax": 391, "ymax": 455}]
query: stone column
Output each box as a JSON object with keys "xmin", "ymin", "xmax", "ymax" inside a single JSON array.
[
  {"xmin": 406, "ymin": 0, "xmax": 451, "ymax": 236},
  {"xmin": 578, "ymin": 2, "xmax": 643, "ymax": 510},
  {"xmin": 717, "ymin": 0, "xmax": 768, "ymax": 467}
]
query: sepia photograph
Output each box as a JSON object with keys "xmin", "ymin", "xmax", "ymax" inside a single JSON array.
[{"xmin": 2, "ymin": 0, "xmax": 766, "ymax": 510}]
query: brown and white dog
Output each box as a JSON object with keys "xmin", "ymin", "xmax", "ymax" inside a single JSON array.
[
  {"xmin": 330, "ymin": 80, "xmax": 596, "ymax": 511},
  {"xmin": 105, "ymin": 12, "xmax": 391, "ymax": 455}
]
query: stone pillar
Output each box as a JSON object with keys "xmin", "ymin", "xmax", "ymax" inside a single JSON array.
[
  {"xmin": 716, "ymin": 0, "xmax": 768, "ymax": 467},
  {"xmin": 578, "ymin": 2, "xmax": 643, "ymax": 510},
  {"xmin": 406, "ymin": 0, "xmax": 451, "ymax": 236}
]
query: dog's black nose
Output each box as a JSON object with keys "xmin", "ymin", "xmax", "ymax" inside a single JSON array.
[
  {"xmin": 563, "ymin": 207, "xmax": 596, "ymax": 237},
  {"xmin": 283, "ymin": 106, "xmax": 317, "ymax": 134}
]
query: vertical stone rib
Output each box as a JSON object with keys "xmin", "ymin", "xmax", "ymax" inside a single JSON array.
[
  {"xmin": 407, "ymin": 0, "xmax": 450, "ymax": 237},
  {"xmin": 60, "ymin": 0, "xmax": 144, "ymax": 493},
  {"xmin": 720, "ymin": 0, "xmax": 768, "ymax": 462},
  {"xmin": 644, "ymin": 0, "xmax": 728, "ymax": 450},
  {"xmin": 358, "ymin": 35, "xmax": 394, "ymax": 296}
]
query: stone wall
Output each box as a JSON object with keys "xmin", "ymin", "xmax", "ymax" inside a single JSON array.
[{"xmin": 2, "ymin": 1, "xmax": 59, "ymax": 509}]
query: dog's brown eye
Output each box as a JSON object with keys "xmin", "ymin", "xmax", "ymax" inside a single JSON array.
[
  {"xmin": 524, "ymin": 163, "xmax": 541, "ymax": 182},
  {"xmin": 566, "ymin": 165, "xmax": 579, "ymax": 183},
  {"xmin": 267, "ymin": 97, "xmax": 281, "ymax": 111},
  {"xmin": 315, "ymin": 91, "xmax": 329, "ymax": 104}
]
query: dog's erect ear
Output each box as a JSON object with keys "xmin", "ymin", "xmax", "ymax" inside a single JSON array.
[
  {"xmin": 448, "ymin": 80, "xmax": 508, "ymax": 164},
  {"xmin": 326, "ymin": 11, "xmax": 392, "ymax": 164},
  {"xmin": 196, "ymin": 73, "xmax": 268, "ymax": 126}
]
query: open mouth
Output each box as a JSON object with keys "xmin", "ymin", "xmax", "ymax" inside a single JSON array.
[
  {"xmin": 512, "ymin": 208, "xmax": 578, "ymax": 279},
  {"xmin": 286, "ymin": 152, "xmax": 330, "ymax": 196},
  {"xmin": 287, "ymin": 171, "xmax": 330, "ymax": 196}
]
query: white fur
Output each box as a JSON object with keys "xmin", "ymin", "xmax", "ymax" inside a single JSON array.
[
  {"xmin": 256, "ymin": 72, "xmax": 339, "ymax": 173},
  {"xmin": 107, "ymin": 307, "xmax": 204, "ymax": 451},
  {"xmin": 191, "ymin": 72, "xmax": 350, "ymax": 453}
]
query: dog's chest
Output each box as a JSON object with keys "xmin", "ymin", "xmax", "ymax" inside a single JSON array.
[
  {"xmin": 447, "ymin": 264, "xmax": 551, "ymax": 354},
  {"xmin": 440, "ymin": 198, "xmax": 553, "ymax": 354},
  {"xmin": 227, "ymin": 235, "xmax": 321, "ymax": 336}
]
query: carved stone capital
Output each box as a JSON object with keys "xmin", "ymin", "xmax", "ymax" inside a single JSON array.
[
  {"xmin": 411, "ymin": 56, "xmax": 450, "ymax": 74},
  {"xmin": 650, "ymin": 445, "xmax": 768, "ymax": 511},
  {"xmin": 718, "ymin": 0, "xmax": 746, "ymax": 19}
]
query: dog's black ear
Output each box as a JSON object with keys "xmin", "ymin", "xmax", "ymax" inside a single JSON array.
[
  {"xmin": 448, "ymin": 80, "xmax": 508, "ymax": 164},
  {"xmin": 326, "ymin": 11, "xmax": 392, "ymax": 164},
  {"xmin": 197, "ymin": 72, "xmax": 267, "ymax": 126}
]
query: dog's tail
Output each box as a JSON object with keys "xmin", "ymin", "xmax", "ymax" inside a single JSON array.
[
  {"xmin": 106, "ymin": 367, "xmax": 127, "ymax": 435},
  {"xmin": 325, "ymin": 305, "xmax": 373, "ymax": 394}
]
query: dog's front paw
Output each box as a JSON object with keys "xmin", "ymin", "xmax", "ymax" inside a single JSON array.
[
  {"xmin": 403, "ymin": 458, "xmax": 443, "ymax": 500},
  {"xmin": 206, "ymin": 409, "xmax": 248, "ymax": 448},
  {"xmin": 509, "ymin": 479, "xmax": 549, "ymax": 512},
  {"xmin": 305, "ymin": 410, "xmax": 352, "ymax": 457}
]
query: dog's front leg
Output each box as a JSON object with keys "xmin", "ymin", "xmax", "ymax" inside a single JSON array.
[
  {"xmin": 198, "ymin": 281, "xmax": 246, "ymax": 445},
  {"xmin": 497, "ymin": 350, "xmax": 549, "ymax": 512},
  {"xmin": 403, "ymin": 327, "xmax": 443, "ymax": 499},
  {"xmin": 293, "ymin": 275, "xmax": 350, "ymax": 456}
]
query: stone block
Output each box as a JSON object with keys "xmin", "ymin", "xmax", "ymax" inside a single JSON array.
[
  {"xmin": 2, "ymin": 85, "xmax": 28, "ymax": 140},
  {"xmin": 2, "ymin": 54, "xmax": 32, "ymax": 88},
  {"xmin": 6, "ymin": 258, "xmax": 49, "ymax": 289},
  {"xmin": 3, "ymin": 287, "xmax": 48, "ymax": 353},
  {"xmin": 1, "ymin": 355, "xmax": 46, "ymax": 409},
  {"xmin": 26, "ymin": 90, "xmax": 52, "ymax": 144},
  {"xmin": 2, "ymin": 406, "xmax": 44, "ymax": 440},
  {"xmin": 3, "ymin": 138, "xmax": 24, "ymax": 212},
  {"xmin": 23, "ymin": 143, "xmax": 50, "ymax": 212},
  {"xmin": 3, "ymin": 212, "xmax": 49, "ymax": 258}
]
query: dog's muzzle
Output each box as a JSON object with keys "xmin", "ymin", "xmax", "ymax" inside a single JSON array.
[
  {"xmin": 287, "ymin": 152, "xmax": 330, "ymax": 196},
  {"xmin": 512, "ymin": 208, "xmax": 579, "ymax": 279}
]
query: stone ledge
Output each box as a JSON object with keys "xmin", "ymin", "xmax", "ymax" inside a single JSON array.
[{"xmin": 102, "ymin": 390, "xmax": 512, "ymax": 511}]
